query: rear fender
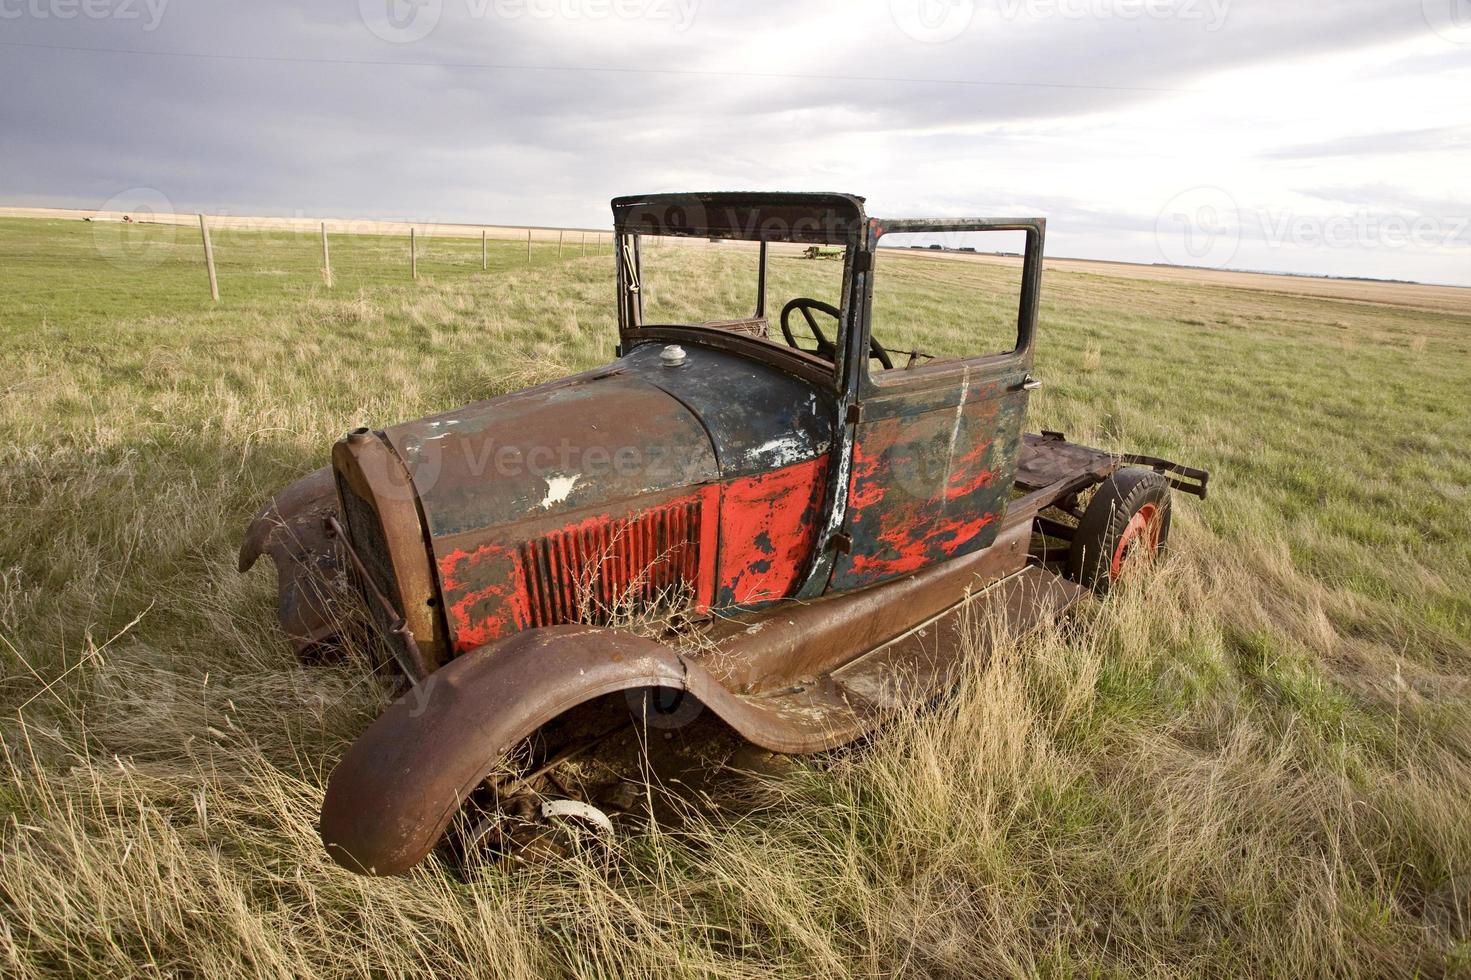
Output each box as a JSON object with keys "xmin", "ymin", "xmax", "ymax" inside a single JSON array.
[{"xmin": 320, "ymin": 625, "xmax": 723, "ymax": 874}]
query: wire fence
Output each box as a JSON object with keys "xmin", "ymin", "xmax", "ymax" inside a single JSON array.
[{"xmin": 0, "ymin": 211, "xmax": 618, "ymax": 316}]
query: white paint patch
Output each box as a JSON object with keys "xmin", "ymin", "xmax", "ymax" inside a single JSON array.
[
  {"xmin": 944, "ymin": 367, "xmax": 972, "ymax": 479},
  {"xmin": 754, "ymin": 435, "xmax": 808, "ymax": 467},
  {"xmin": 540, "ymin": 474, "xmax": 581, "ymax": 509}
]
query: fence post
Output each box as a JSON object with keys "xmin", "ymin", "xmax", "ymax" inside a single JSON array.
[
  {"xmin": 526, "ymin": 228, "xmax": 532, "ymax": 263},
  {"xmin": 320, "ymin": 221, "xmax": 332, "ymax": 287},
  {"xmin": 581, "ymin": 231, "xmax": 586, "ymax": 256},
  {"xmin": 558, "ymin": 229, "xmax": 564, "ymax": 258},
  {"xmin": 482, "ymin": 229, "xmax": 487, "ymax": 270},
  {"xmin": 198, "ymin": 213, "xmax": 219, "ymax": 302},
  {"xmin": 410, "ymin": 227, "xmax": 417, "ymax": 280}
]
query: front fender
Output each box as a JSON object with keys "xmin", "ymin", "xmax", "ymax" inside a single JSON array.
[
  {"xmin": 320, "ymin": 621, "xmax": 886, "ymax": 875},
  {"xmin": 239, "ymin": 466, "xmax": 336, "ymax": 573},
  {"xmin": 238, "ymin": 467, "xmax": 348, "ymax": 653},
  {"xmin": 321, "ymin": 626, "xmax": 705, "ymax": 874}
]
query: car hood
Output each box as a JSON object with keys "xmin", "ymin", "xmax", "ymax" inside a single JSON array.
[
  {"xmin": 372, "ymin": 343, "xmax": 836, "ymax": 653},
  {"xmin": 381, "ymin": 367, "xmax": 719, "ymax": 541}
]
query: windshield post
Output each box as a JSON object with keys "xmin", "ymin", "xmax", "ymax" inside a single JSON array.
[
  {"xmin": 617, "ymin": 232, "xmax": 643, "ymax": 331},
  {"xmin": 756, "ymin": 240, "xmax": 768, "ymax": 318}
]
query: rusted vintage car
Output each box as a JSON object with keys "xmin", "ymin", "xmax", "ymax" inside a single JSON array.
[{"xmin": 240, "ymin": 192, "xmax": 1208, "ymax": 875}]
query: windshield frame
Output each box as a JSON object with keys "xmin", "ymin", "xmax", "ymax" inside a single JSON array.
[
  {"xmin": 856, "ymin": 218, "xmax": 1045, "ymax": 395},
  {"xmin": 616, "ymin": 232, "xmax": 853, "ymax": 390},
  {"xmin": 611, "ymin": 193, "xmax": 869, "ymax": 392}
]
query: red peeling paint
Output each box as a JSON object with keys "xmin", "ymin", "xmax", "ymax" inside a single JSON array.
[
  {"xmin": 850, "ymin": 511, "xmax": 997, "ymax": 577},
  {"xmin": 837, "ymin": 402, "xmax": 1010, "ymax": 589},
  {"xmin": 846, "ymin": 443, "xmax": 887, "ymax": 509},
  {"xmin": 435, "ymin": 458, "xmax": 833, "ymax": 652},
  {"xmin": 946, "ymin": 441, "xmax": 996, "ymax": 501},
  {"xmin": 936, "ymin": 513, "xmax": 997, "ymax": 554},
  {"xmin": 438, "ymin": 542, "xmax": 530, "ymax": 652},
  {"xmin": 718, "ymin": 457, "xmax": 828, "ymax": 605}
]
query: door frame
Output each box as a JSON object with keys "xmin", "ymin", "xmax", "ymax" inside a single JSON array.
[{"xmin": 795, "ymin": 217, "xmax": 1047, "ymax": 597}]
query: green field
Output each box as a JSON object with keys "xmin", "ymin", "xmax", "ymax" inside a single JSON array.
[{"xmin": 2, "ymin": 216, "xmax": 1469, "ymax": 977}]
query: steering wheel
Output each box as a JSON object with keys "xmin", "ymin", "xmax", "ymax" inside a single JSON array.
[{"xmin": 780, "ymin": 298, "xmax": 894, "ymax": 370}]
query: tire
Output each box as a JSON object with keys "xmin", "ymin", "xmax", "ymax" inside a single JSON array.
[{"xmin": 1067, "ymin": 467, "xmax": 1172, "ymax": 595}]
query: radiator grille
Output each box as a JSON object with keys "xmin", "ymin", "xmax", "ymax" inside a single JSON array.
[
  {"xmin": 518, "ymin": 499, "xmax": 703, "ymax": 628},
  {"xmin": 335, "ymin": 476, "xmax": 401, "ymax": 634}
]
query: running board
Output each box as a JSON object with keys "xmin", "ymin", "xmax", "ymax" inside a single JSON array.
[{"xmin": 733, "ymin": 566, "xmax": 1086, "ymax": 751}]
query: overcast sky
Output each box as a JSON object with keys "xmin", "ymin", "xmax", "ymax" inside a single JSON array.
[{"xmin": 2, "ymin": 0, "xmax": 1468, "ymax": 284}]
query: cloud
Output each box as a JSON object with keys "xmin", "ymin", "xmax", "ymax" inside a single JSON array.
[
  {"xmin": 1262, "ymin": 127, "xmax": 1471, "ymax": 160},
  {"xmin": 1, "ymin": 0, "xmax": 1467, "ymax": 284},
  {"xmin": 1296, "ymin": 183, "xmax": 1471, "ymax": 222}
]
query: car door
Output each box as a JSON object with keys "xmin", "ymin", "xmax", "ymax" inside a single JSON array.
[{"xmin": 826, "ymin": 219, "xmax": 1045, "ymax": 592}]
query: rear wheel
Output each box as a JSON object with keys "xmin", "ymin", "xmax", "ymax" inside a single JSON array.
[{"xmin": 1067, "ymin": 468, "xmax": 1172, "ymax": 594}]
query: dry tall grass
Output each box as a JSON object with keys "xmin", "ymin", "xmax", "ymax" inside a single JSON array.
[{"xmin": 1, "ymin": 219, "xmax": 1468, "ymax": 977}]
